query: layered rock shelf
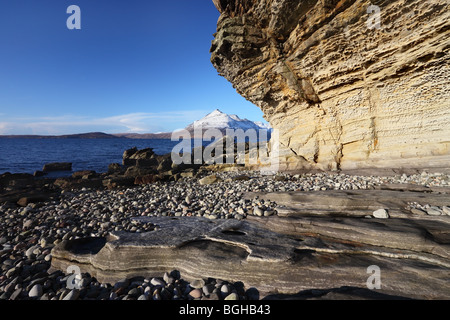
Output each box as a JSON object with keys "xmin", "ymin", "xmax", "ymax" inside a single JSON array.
[
  {"xmin": 50, "ymin": 185, "xmax": 450, "ymax": 299},
  {"xmin": 210, "ymin": 0, "xmax": 450, "ymax": 171}
]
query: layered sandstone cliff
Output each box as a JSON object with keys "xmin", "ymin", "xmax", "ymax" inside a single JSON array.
[{"xmin": 210, "ymin": 0, "xmax": 450, "ymax": 170}]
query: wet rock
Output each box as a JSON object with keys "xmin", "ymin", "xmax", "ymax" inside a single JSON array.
[
  {"xmin": 108, "ymin": 163, "xmax": 123, "ymax": 174},
  {"xmin": 72, "ymin": 170, "xmax": 96, "ymax": 179},
  {"xmin": 42, "ymin": 162, "xmax": 72, "ymax": 172}
]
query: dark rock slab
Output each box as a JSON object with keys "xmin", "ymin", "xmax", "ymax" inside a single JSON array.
[
  {"xmin": 107, "ymin": 163, "xmax": 123, "ymax": 174},
  {"xmin": 72, "ymin": 170, "xmax": 96, "ymax": 179},
  {"xmin": 101, "ymin": 176, "xmax": 135, "ymax": 189},
  {"xmin": 54, "ymin": 177, "xmax": 104, "ymax": 190},
  {"xmin": 122, "ymin": 148, "xmax": 157, "ymax": 167},
  {"xmin": 0, "ymin": 173, "xmax": 35, "ymax": 189},
  {"xmin": 42, "ymin": 162, "xmax": 72, "ymax": 172},
  {"xmin": 0, "ymin": 173, "xmax": 58, "ymax": 205},
  {"xmin": 50, "ymin": 216, "xmax": 450, "ymax": 299}
]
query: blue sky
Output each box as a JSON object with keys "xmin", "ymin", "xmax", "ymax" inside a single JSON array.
[{"xmin": 0, "ymin": 0, "xmax": 265, "ymax": 135}]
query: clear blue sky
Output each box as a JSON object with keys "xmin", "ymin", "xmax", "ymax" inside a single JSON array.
[{"xmin": 0, "ymin": 0, "xmax": 266, "ymax": 135}]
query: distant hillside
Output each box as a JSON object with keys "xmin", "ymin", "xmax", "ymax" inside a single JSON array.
[
  {"xmin": 112, "ymin": 132, "xmax": 173, "ymax": 139},
  {"xmin": 0, "ymin": 132, "xmax": 120, "ymax": 139}
]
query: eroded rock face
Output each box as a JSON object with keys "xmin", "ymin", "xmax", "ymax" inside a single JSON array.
[{"xmin": 210, "ymin": 0, "xmax": 450, "ymax": 171}]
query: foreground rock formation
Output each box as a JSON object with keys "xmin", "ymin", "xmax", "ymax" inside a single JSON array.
[
  {"xmin": 210, "ymin": 0, "xmax": 450, "ymax": 171},
  {"xmin": 51, "ymin": 186, "xmax": 450, "ymax": 299}
]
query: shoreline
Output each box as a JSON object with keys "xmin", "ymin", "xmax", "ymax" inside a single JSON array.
[{"xmin": 1, "ymin": 167, "xmax": 450, "ymax": 300}]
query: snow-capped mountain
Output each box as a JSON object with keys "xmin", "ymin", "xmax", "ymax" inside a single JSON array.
[
  {"xmin": 185, "ymin": 109, "xmax": 271, "ymax": 132},
  {"xmin": 114, "ymin": 109, "xmax": 272, "ymax": 139}
]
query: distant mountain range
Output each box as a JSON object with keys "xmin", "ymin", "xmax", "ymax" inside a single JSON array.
[
  {"xmin": 0, "ymin": 132, "xmax": 119, "ymax": 139},
  {"xmin": 0, "ymin": 110, "xmax": 271, "ymax": 139}
]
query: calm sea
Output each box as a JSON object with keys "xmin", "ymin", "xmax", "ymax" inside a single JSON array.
[{"xmin": 0, "ymin": 138, "xmax": 194, "ymax": 176}]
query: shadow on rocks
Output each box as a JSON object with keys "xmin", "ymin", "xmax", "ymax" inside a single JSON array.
[{"xmin": 262, "ymin": 286, "xmax": 414, "ymax": 300}]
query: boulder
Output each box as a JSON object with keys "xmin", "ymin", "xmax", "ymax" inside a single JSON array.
[
  {"xmin": 122, "ymin": 147, "xmax": 138, "ymax": 160},
  {"xmin": 33, "ymin": 171, "xmax": 45, "ymax": 177},
  {"xmin": 72, "ymin": 170, "xmax": 96, "ymax": 179},
  {"xmin": 42, "ymin": 162, "xmax": 72, "ymax": 172},
  {"xmin": 156, "ymin": 154, "xmax": 173, "ymax": 172},
  {"xmin": 123, "ymin": 148, "xmax": 157, "ymax": 167},
  {"xmin": 108, "ymin": 163, "xmax": 123, "ymax": 174},
  {"xmin": 199, "ymin": 174, "xmax": 222, "ymax": 185},
  {"xmin": 124, "ymin": 166, "xmax": 157, "ymax": 178}
]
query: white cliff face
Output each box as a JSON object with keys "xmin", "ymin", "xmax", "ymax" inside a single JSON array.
[{"xmin": 211, "ymin": 0, "xmax": 450, "ymax": 171}]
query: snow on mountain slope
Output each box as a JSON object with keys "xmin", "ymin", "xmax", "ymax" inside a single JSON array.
[{"xmin": 185, "ymin": 109, "xmax": 271, "ymax": 132}]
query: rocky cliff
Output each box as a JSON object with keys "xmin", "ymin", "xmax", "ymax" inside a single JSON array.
[{"xmin": 210, "ymin": 0, "xmax": 450, "ymax": 171}]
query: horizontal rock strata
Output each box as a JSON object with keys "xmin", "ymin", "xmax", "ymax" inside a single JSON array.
[
  {"xmin": 210, "ymin": 0, "xmax": 450, "ymax": 170},
  {"xmin": 244, "ymin": 187, "xmax": 450, "ymax": 217},
  {"xmin": 51, "ymin": 199, "xmax": 450, "ymax": 299}
]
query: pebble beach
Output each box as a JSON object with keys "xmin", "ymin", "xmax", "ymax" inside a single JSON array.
[{"xmin": 1, "ymin": 170, "xmax": 449, "ymax": 300}]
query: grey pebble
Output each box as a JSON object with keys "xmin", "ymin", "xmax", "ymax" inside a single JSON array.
[
  {"xmin": 190, "ymin": 279, "xmax": 205, "ymax": 289},
  {"xmin": 10, "ymin": 288, "xmax": 23, "ymax": 300},
  {"xmin": 373, "ymin": 209, "xmax": 389, "ymax": 219},
  {"xmin": 25, "ymin": 245, "xmax": 39, "ymax": 258},
  {"xmin": 202, "ymin": 284, "xmax": 215, "ymax": 296},
  {"xmin": 410, "ymin": 208, "xmax": 427, "ymax": 215},
  {"xmin": 220, "ymin": 284, "xmax": 230, "ymax": 294},
  {"xmin": 150, "ymin": 278, "xmax": 165, "ymax": 287},
  {"xmin": 426, "ymin": 207, "xmax": 442, "ymax": 216},
  {"xmin": 253, "ymin": 207, "xmax": 264, "ymax": 216},
  {"xmin": 28, "ymin": 284, "xmax": 43, "ymax": 299},
  {"xmin": 63, "ymin": 289, "xmax": 80, "ymax": 300},
  {"xmin": 442, "ymin": 206, "xmax": 450, "ymax": 216},
  {"xmin": 225, "ymin": 292, "xmax": 239, "ymax": 300}
]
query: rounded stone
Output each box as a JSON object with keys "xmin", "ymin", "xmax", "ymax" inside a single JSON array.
[
  {"xmin": 189, "ymin": 288, "xmax": 202, "ymax": 299},
  {"xmin": 224, "ymin": 292, "xmax": 239, "ymax": 300},
  {"xmin": 63, "ymin": 289, "xmax": 80, "ymax": 300},
  {"xmin": 202, "ymin": 284, "xmax": 215, "ymax": 296},
  {"xmin": 28, "ymin": 284, "xmax": 43, "ymax": 299},
  {"xmin": 150, "ymin": 278, "xmax": 165, "ymax": 287},
  {"xmin": 190, "ymin": 279, "xmax": 205, "ymax": 289},
  {"xmin": 220, "ymin": 284, "xmax": 230, "ymax": 294},
  {"xmin": 253, "ymin": 207, "xmax": 264, "ymax": 216},
  {"xmin": 426, "ymin": 207, "xmax": 442, "ymax": 216},
  {"xmin": 373, "ymin": 209, "xmax": 389, "ymax": 219},
  {"xmin": 442, "ymin": 206, "xmax": 450, "ymax": 216}
]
